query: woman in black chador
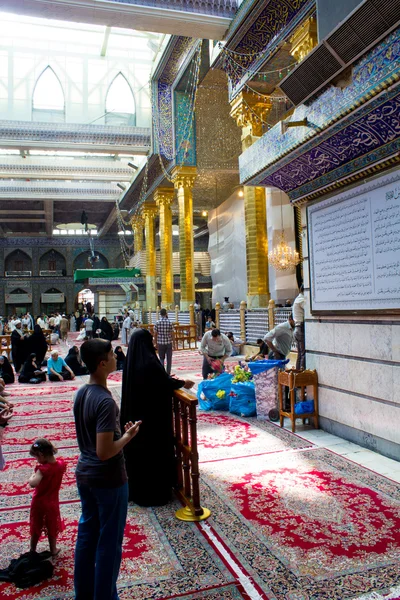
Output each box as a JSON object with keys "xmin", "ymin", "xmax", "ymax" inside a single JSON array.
[
  {"xmin": 26, "ymin": 325, "xmax": 48, "ymax": 366},
  {"xmin": 120, "ymin": 328, "xmax": 193, "ymax": 506}
]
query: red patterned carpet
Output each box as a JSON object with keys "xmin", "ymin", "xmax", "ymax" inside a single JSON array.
[{"xmin": 1, "ymin": 348, "xmax": 400, "ymax": 599}]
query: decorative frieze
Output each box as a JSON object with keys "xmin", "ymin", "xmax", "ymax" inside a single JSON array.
[{"xmin": 0, "ymin": 120, "xmax": 150, "ymax": 150}]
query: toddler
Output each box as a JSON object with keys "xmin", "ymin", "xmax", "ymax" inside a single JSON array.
[{"xmin": 28, "ymin": 438, "xmax": 66, "ymax": 556}]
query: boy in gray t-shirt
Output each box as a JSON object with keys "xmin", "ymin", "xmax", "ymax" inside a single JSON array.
[{"xmin": 73, "ymin": 339, "xmax": 141, "ymax": 600}]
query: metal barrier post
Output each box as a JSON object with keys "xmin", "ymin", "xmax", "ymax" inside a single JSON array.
[
  {"xmin": 156, "ymin": 306, "xmax": 160, "ymax": 322},
  {"xmin": 268, "ymin": 299, "xmax": 275, "ymax": 330},
  {"xmin": 240, "ymin": 300, "xmax": 246, "ymax": 341},
  {"xmin": 175, "ymin": 304, "xmax": 179, "ymax": 324},
  {"xmin": 215, "ymin": 302, "xmax": 220, "ymax": 329},
  {"xmin": 173, "ymin": 389, "xmax": 211, "ymax": 522}
]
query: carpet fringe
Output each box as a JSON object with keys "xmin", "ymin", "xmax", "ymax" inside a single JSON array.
[{"xmin": 200, "ymin": 522, "xmax": 265, "ymax": 600}]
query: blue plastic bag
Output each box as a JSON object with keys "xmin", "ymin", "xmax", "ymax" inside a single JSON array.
[
  {"xmin": 247, "ymin": 359, "xmax": 289, "ymax": 375},
  {"xmin": 197, "ymin": 372, "xmax": 232, "ymax": 411},
  {"xmin": 294, "ymin": 400, "xmax": 314, "ymax": 415},
  {"xmin": 229, "ymin": 381, "xmax": 256, "ymax": 417}
]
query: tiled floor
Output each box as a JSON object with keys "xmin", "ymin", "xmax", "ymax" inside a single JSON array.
[{"xmin": 281, "ymin": 422, "xmax": 400, "ymax": 482}]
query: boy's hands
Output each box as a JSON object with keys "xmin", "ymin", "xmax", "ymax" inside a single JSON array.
[{"xmin": 124, "ymin": 420, "xmax": 142, "ymax": 440}]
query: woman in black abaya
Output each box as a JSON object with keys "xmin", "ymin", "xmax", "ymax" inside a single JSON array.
[
  {"xmin": 120, "ymin": 328, "xmax": 193, "ymax": 506},
  {"xmin": 26, "ymin": 325, "xmax": 48, "ymax": 366},
  {"xmin": 99, "ymin": 317, "xmax": 113, "ymax": 342}
]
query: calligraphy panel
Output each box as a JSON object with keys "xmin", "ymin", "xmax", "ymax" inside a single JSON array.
[{"xmin": 308, "ymin": 171, "xmax": 400, "ymax": 312}]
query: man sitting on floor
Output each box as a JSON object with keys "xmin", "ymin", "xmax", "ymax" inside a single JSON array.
[{"xmin": 47, "ymin": 350, "xmax": 75, "ymax": 382}]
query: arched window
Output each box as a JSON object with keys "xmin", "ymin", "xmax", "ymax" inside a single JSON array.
[
  {"xmin": 105, "ymin": 73, "xmax": 136, "ymax": 126},
  {"xmin": 32, "ymin": 66, "xmax": 65, "ymax": 122}
]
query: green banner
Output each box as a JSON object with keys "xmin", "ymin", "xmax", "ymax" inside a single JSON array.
[{"xmin": 74, "ymin": 268, "xmax": 141, "ymax": 283}]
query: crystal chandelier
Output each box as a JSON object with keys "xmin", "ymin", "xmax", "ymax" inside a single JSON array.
[{"xmin": 268, "ymin": 193, "xmax": 300, "ymax": 271}]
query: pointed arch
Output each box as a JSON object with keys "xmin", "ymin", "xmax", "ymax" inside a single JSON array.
[
  {"xmin": 32, "ymin": 66, "xmax": 65, "ymax": 123},
  {"xmin": 105, "ymin": 72, "xmax": 136, "ymax": 126}
]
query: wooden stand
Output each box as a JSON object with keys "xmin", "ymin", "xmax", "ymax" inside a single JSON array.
[{"xmin": 278, "ymin": 369, "xmax": 319, "ymax": 433}]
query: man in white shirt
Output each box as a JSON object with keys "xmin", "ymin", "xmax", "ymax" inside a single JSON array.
[
  {"xmin": 85, "ymin": 316, "xmax": 94, "ymax": 339},
  {"xmin": 200, "ymin": 328, "xmax": 232, "ymax": 379},
  {"xmin": 292, "ymin": 284, "xmax": 305, "ymax": 370},
  {"xmin": 264, "ymin": 317, "xmax": 295, "ymax": 360}
]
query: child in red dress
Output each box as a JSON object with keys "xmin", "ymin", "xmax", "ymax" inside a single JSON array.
[{"xmin": 28, "ymin": 438, "xmax": 66, "ymax": 556}]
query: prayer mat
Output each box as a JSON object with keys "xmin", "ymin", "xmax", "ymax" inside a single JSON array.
[
  {"xmin": 198, "ymin": 447, "xmax": 400, "ymax": 600},
  {"xmin": 197, "ymin": 412, "xmax": 312, "ymax": 462},
  {"xmin": 0, "ymin": 501, "xmax": 248, "ymax": 600},
  {"xmin": 1, "ymin": 419, "xmax": 77, "ymax": 452}
]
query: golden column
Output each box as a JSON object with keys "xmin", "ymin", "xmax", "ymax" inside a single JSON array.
[
  {"xmin": 230, "ymin": 92, "xmax": 272, "ymax": 308},
  {"xmin": 172, "ymin": 166, "xmax": 197, "ymax": 311},
  {"xmin": 154, "ymin": 187, "xmax": 175, "ymax": 308},
  {"xmin": 131, "ymin": 215, "xmax": 144, "ymax": 255},
  {"xmin": 141, "ymin": 204, "xmax": 158, "ymax": 310},
  {"xmin": 289, "ymin": 16, "xmax": 318, "ymax": 62}
]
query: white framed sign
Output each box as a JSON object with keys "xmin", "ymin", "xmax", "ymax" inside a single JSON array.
[
  {"xmin": 308, "ymin": 171, "xmax": 400, "ymax": 313},
  {"xmin": 41, "ymin": 293, "xmax": 65, "ymax": 303},
  {"xmin": 5, "ymin": 293, "xmax": 32, "ymax": 304}
]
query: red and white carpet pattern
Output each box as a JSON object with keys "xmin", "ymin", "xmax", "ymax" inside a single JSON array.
[{"xmin": 1, "ymin": 345, "xmax": 400, "ymax": 599}]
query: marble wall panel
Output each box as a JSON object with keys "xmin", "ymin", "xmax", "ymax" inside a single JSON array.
[
  {"xmin": 391, "ymin": 325, "xmax": 400, "ymax": 363},
  {"xmin": 319, "ymin": 387, "xmax": 400, "ymax": 446}
]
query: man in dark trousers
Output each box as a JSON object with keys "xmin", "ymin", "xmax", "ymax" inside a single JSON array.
[{"xmin": 73, "ymin": 339, "xmax": 141, "ymax": 600}]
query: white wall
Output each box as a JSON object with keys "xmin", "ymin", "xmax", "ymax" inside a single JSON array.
[
  {"xmin": 302, "ymin": 172, "xmax": 400, "ymax": 460},
  {"xmin": 208, "ymin": 192, "xmax": 247, "ymax": 306}
]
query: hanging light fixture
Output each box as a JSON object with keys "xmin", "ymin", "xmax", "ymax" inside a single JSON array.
[{"xmin": 268, "ymin": 193, "xmax": 300, "ymax": 271}]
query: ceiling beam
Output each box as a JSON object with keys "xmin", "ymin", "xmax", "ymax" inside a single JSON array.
[
  {"xmin": 98, "ymin": 207, "xmax": 117, "ymax": 238},
  {"xmin": 0, "ymin": 210, "xmax": 45, "ymax": 215},
  {"xmin": 44, "ymin": 200, "xmax": 54, "ymax": 237},
  {"xmin": 1, "ymin": 218, "xmax": 46, "ymax": 223},
  {"xmin": 100, "ymin": 26, "xmax": 111, "ymax": 57}
]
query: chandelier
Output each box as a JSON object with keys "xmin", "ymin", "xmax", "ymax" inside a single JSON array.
[{"xmin": 268, "ymin": 193, "xmax": 300, "ymax": 271}]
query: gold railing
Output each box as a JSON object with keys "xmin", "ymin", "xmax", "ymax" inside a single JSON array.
[{"xmin": 173, "ymin": 388, "xmax": 210, "ymax": 522}]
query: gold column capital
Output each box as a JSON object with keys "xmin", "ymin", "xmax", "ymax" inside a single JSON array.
[
  {"xmin": 289, "ymin": 16, "xmax": 318, "ymax": 62},
  {"xmin": 229, "ymin": 91, "xmax": 272, "ymax": 138},
  {"xmin": 154, "ymin": 187, "xmax": 175, "ymax": 207},
  {"xmin": 130, "ymin": 214, "xmax": 144, "ymax": 228},
  {"xmin": 172, "ymin": 166, "xmax": 197, "ymax": 190},
  {"xmin": 141, "ymin": 203, "xmax": 158, "ymax": 220}
]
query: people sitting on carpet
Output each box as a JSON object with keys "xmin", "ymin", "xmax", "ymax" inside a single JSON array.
[
  {"xmin": 50, "ymin": 332, "xmax": 60, "ymax": 346},
  {"xmin": 114, "ymin": 346, "xmax": 126, "ymax": 371},
  {"xmin": 26, "ymin": 325, "xmax": 48, "ymax": 367},
  {"xmin": 64, "ymin": 346, "xmax": 89, "ymax": 376},
  {"xmin": 19, "ymin": 353, "xmax": 47, "ymax": 384},
  {"xmin": 77, "ymin": 326, "xmax": 87, "ymax": 342},
  {"xmin": 47, "ymin": 350, "xmax": 75, "ymax": 382},
  {"xmin": 0, "ymin": 355, "xmax": 15, "ymax": 384},
  {"xmin": 112, "ymin": 322, "xmax": 120, "ymax": 341},
  {"xmin": 120, "ymin": 328, "xmax": 194, "ymax": 506},
  {"xmin": 247, "ymin": 338, "xmax": 269, "ymax": 362},
  {"xmin": 205, "ymin": 316, "xmax": 216, "ymax": 331},
  {"xmin": 226, "ymin": 332, "xmax": 244, "ymax": 357},
  {"xmin": 28, "ymin": 438, "xmax": 66, "ymax": 556}
]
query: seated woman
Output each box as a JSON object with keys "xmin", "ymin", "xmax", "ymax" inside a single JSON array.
[
  {"xmin": 18, "ymin": 353, "xmax": 46, "ymax": 384},
  {"xmin": 64, "ymin": 346, "xmax": 89, "ymax": 376},
  {"xmin": 47, "ymin": 350, "xmax": 75, "ymax": 382},
  {"xmin": 114, "ymin": 346, "xmax": 126, "ymax": 371},
  {"xmin": 100, "ymin": 317, "xmax": 113, "ymax": 342},
  {"xmin": 112, "ymin": 322, "xmax": 120, "ymax": 341},
  {"xmin": 0, "ymin": 355, "xmax": 15, "ymax": 384}
]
